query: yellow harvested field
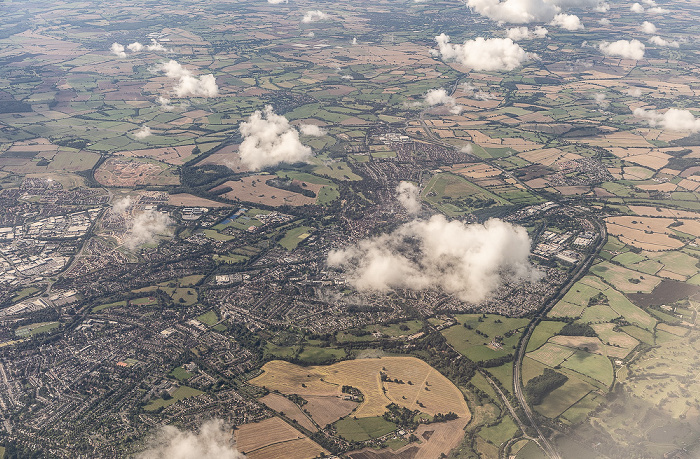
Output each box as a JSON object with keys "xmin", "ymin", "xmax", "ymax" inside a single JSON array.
[
  {"xmin": 446, "ymin": 163, "xmax": 502, "ymax": 179},
  {"xmin": 591, "ymin": 323, "xmax": 639, "ymax": 350},
  {"xmin": 235, "ymin": 417, "xmax": 327, "ymax": 459},
  {"xmin": 411, "ymin": 418, "xmax": 470, "ymax": 457},
  {"xmin": 609, "ymin": 216, "xmax": 700, "ymax": 239},
  {"xmin": 303, "ymin": 395, "xmax": 358, "ymax": 428},
  {"xmin": 250, "ymin": 357, "xmax": 470, "ymax": 420},
  {"xmin": 622, "ymin": 166, "xmax": 654, "ymax": 180},
  {"xmin": 637, "ymin": 183, "xmax": 677, "ymax": 192},
  {"xmin": 679, "ymin": 179, "xmax": 700, "ymax": 191},
  {"xmin": 212, "ymin": 175, "xmax": 321, "ymax": 207},
  {"xmin": 518, "ymin": 148, "xmax": 571, "ymax": 166},
  {"xmin": 248, "ymin": 438, "xmax": 327, "ymax": 459},
  {"xmin": 625, "ymin": 152, "xmax": 670, "ymax": 170},
  {"xmin": 528, "ymin": 343, "xmax": 575, "ymax": 367},
  {"xmin": 260, "ymin": 393, "xmax": 317, "ymax": 431},
  {"xmin": 113, "ymin": 146, "xmax": 198, "ymax": 165},
  {"xmin": 628, "ymin": 206, "xmax": 699, "ymax": 219},
  {"xmin": 606, "ymin": 216, "xmax": 685, "ymax": 251},
  {"xmin": 584, "ymin": 131, "xmax": 654, "ymax": 148},
  {"xmin": 549, "ymin": 301, "xmax": 585, "ymax": 318},
  {"xmin": 550, "ymin": 336, "xmax": 604, "ymax": 356},
  {"xmin": 235, "ymin": 417, "xmax": 314, "ymax": 454}
]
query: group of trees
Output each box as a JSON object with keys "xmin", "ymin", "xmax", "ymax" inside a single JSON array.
[{"xmin": 524, "ymin": 368, "xmax": 568, "ymax": 405}]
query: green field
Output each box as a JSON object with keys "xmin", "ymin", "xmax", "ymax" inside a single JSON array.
[
  {"xmin": 178, "ymin": 275, "xmax": 204, "ymax": 286},
  {"xmin": 170, "ymin": 288, "xmax": 197, "ymax": 306},
  {"xmin": 487, "ymin": 362, "xmax": 514, "ymax": 395},
  {"xmin": 335, "ymin": 416, "xmax": 397, "ymax": 442},
  {"xmin": 534, "ymin": 377, "xmax": 594, "ymax": 419},
  {"xmin": 11, "ymin": 286, "xmax": 39, "ymax": 302},
  {"xmin": 131, "ymin": 297, "xmax": 158, "ymax": 306},
  {"xmin": 170, "ymin": 366, "xmax": 194, "ymax": 381},
  {"xmin": 92, "ymin": 300, "xmax": 126, "ymax": 313},
  {"xmin": 15, "ymin": 322, "xmax": 59, "ymax": 337},
  {"xmin": 279, "ymin": 226, "xmax": 313, "ymax": 250},
  {"xmin": 443, "ymin": 314, "xmax": 528, "ymax": 362},
  {"xmin": 561, "ymin": 351, "xmax": 614, "ymax": 386},
  {"xmin": 559, "ymin": 392, "xmax": 602, "ymax": 425},
  {"xmin": 197, "ymin": 310, "xmax": 218, "ymax": 326},
  {"xmin": 527, "ymin": 321, "xmax": 566, "ymax": 352},
  {"xmin": 479, "ymin": 416, "xmax": 519, "ymax": 446},
  {"xmin": 422, "ymin": 173, "xmax": 509, "ymax": 217},
  {"xmin": 202, "ymin": 229, "xmax": 236, "ymax": 241},
  {"xmin": 297, "ymin": 346, "xmax": 346, "ymax": 364},
  {"xmin": 144, "ymin": 385, "xmax": 203, "ymax": 411}
]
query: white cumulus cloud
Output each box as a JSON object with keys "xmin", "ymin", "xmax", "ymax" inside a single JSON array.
[
  {"xmin": 550, "ymin": 13, "xmax": 584, "ymax": 31},
  {"xmin": 133, "ymin": 126, "xmax": 152, "ymax": 139},
  {"xmin": 594, "ymin": 93, "xmax": 609, "ymax": 109},
  {"xmin": 327, "ymin": 216, "xmax": 539, "ymax": 303},
  {"xmin": 506, "ymin": 26, "xmax": 548, "ymax": 40},
  {"xmin": 599, "ymin": 39, "xmax": 645, "ymax": 59},
  {"xmin": 434, "ymin": 34, "xmax": 533, "ymax": 71},
  {"xmin": 598, "ymin": 18, "xmax": 611, "ymax": 26},
  {"xmin": 649, "ymin": 36, "xmax": 679, "ymax": 48},
  {"xmin": 137, "ymin": 419, "xmax": 244, "ymax": 459},
  {"xmin": 156, "ymin": 60, "xmax": 219, "ymax": 98},
  {"xmin": 302, "ymin": 10, "xmax": 328, "ymax": 23},
  {"xmin": 462, "ymin": 82, "xmax": 497, "ymax": 100},
  {"xmin": 239, "ymin": 105, "xmax": 313, "ymax": 170},
  {"xmin": 626, "ymin": 87, "xmax": 642, "ymax": 97},
  {"xmin": 466, "ymin": 0, "xmax": 559, "ymax": 23},
  {"xmin": 268, "ymin": 0, "xmax": 288, "ymax": 3},
  {"xmin": 634, "ymin": 108, "xmax": 700, "ymax": 132},
  {"xmin": 112, "ymin": 196, "xmax": 132, "ymax": 215},
  {"xmin": 127, "ymin": 42, "xmax": 144, "ymax": 52},
  {"xmin": 640, "ymin": 21, "xmax": 656, "ymax": 34},
  {"xmin": 630, "ymin": 2, "xmax": 644, "ymax": 13},
  {"xmin": 396, "ymin": 182, "xmax": 421, "ymax": 215},
  {"xmin": 299, "ymin": 124, "xmax": 326, "ymax": 136},
  {"xmin": 110, "ymin": 43, "xmax": 126, "ymax": 58},
  {"xmin": 424, "ymin": 88, "xmax": 463, "ymax": 114},
  {"xmin": 466, "ymin": 0, "xmax": 607, "ymax": 24},
  {"xmin": 124, "ymin": 209, "xmax": 173, "ymax": 251},
  {"xmin": 126, "ymin": 39, "xmax": 166, "ymax": 54},
  {"xmin": 157, "ymin": 96, "xmax": 174, "ymax": 111}
]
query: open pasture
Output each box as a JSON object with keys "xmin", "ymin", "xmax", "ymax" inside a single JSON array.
[
  {"xmin": 113, "ymin": 145, "xmax": 199, "ymax": 165},
  {"xmin": 212, "ymin": 175, "xmax": 319, "ymax": 207},
  {"xmin": 590, "ymin": 261, "xmax": 661, "ymax": 293},
  {"xmin": 534, "ymin": 377, "xmax": 595, "ymax": 419},
  {"xmin": 422, "ymin": 172, "xmax": 508, "ymax": 217},
  {"xmin": 443, "ymin": 314, "xmax": 529, "ymax": 361},
  {"xmin": 561, "ymin": 350, "xmax": 614, "ymax": 386},
  {"xmin": 250, "ymin": 357, "xmax": 470, "ymax": 420}
]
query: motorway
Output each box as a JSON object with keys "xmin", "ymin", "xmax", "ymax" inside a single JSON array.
[
  {"xmin": 511, "ymin": 216, "xmax": 607, "ymax": 459},
  {"xmin": 411, "ymin": 98, "xmax": 608, "ymax": 459}
]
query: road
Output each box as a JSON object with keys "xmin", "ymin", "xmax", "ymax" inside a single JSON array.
[
  {"xmin": 412, "ymin": 96, "xmax": 608, "ymax": 458},
  {"xmin": 511, "ymin": 216, "xmax": 607, "ymax": 459},
  {"xmin": 478, "ymin": 370, "xmax": 545, "ymax": 459}
]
